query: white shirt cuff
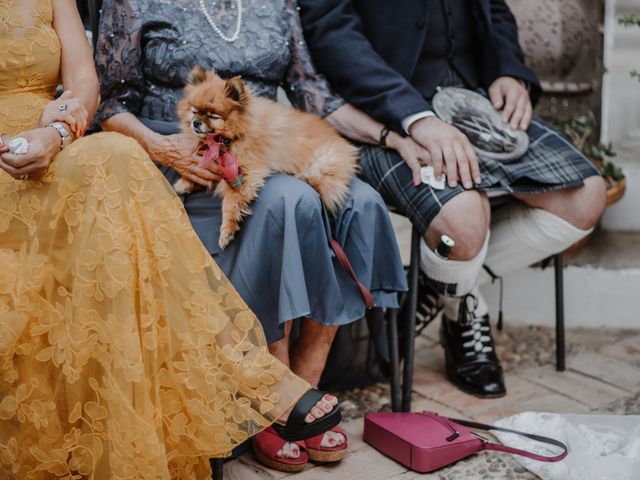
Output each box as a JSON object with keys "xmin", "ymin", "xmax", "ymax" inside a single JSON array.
[{"xmin": 401, "ymin": 110, "xmax": 436, "ymax": 135}]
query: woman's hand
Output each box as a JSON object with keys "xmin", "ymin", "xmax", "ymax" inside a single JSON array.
[
  {"xmin": 0, "ymin": 128, "xmax": 61, "ymax": 180},
  {"xmin": 146, "ymin": 133, "xmax": 222, "ymax": 188},
  {"xmin": 386, "ymin": 131, "xmax": 432, "ymax": 187},
  {"xmin": 37, "ymin": 90, "xmax": 89, "ymax": 136}
]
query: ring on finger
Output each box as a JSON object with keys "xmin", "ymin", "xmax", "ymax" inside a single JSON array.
[{"xmin": 59, "ymin": 104, "xmax": 68, "ymax": 112}]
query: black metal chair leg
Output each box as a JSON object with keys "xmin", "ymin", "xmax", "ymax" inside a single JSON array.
[
  {"xmin": 87, "ymin": 0, "xmax": 100, "ymax": 49},
  {"xmin": 386, "ymin": 308, "xmax": 401, "ymax": 412},
  {"xmin": 401, "ymin": 227, "xmax": 421, "ymax": 412},
  {"xmin": 210, "ymin": 458, "xmax": 224, "ymax": 480},
  {"xmin": 554, "ymin": 253, "xmax": 566, "ymax": 371}
]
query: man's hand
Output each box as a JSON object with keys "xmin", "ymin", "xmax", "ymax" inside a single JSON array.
[
  {"xmin": 409, "ymin": 116, "xmax": 480, "ymax": 189},
  {"xmin": 488, "ymin": 76, "xmax": 532, "ymax": 131}
]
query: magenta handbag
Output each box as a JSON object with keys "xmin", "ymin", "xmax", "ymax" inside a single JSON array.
[{"xmin": 363, "ymin": 411, "xmax": 568, "ymax": 473}]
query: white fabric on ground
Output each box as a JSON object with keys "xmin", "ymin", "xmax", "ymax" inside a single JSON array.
[{"xmin": 493, "ymin": 412, "xmax": 640, "ymax": 480}]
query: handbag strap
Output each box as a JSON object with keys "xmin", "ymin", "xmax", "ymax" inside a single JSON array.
[
  {"xmin": 447, "ymin": 417, "xmax": 568, "ymax": 462},
  {"xmin": 329, "ymin": 238, "xmax": 375, "ymax": 309}
]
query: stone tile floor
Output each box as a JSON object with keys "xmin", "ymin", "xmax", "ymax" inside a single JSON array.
[{"xmin": 223, "ymin": 322, "xmax": 639, "ymax": 479}]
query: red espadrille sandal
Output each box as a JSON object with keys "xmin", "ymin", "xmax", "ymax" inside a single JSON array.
[
  {"xmin": 305, "ymin": 426, "xmax": 348, "ymax": 463},
  {"xmin": 253, "ymin": 427, "xmax": 308, "ymax": 473}
]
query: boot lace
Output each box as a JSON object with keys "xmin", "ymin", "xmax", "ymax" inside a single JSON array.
[{"xmin": 459, "ymin": 294, "xmax": 493, "ymax": 357}]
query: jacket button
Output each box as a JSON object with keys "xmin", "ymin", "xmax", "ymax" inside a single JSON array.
[{"xmin": 416, "ymin": 19, "xmax": 426, "ymax": 29}]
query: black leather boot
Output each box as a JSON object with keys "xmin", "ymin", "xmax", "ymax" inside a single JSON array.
[{"xmin": 441, "ymin": 294, "xmax": 506, "ymax": 398}]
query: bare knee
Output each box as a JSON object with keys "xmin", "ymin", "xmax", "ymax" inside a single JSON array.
[
  {"xmin": 425, "ymin": 191, "xmax": 490, "ymax": 260},
  {"xmin": 565, "ymin": 176, "xmax": 607, "ymax": 229}
]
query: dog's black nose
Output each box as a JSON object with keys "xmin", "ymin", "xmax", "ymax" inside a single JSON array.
[{"xmin": 192, "ymin": 119, "xmax": 204, "ymax": 131}]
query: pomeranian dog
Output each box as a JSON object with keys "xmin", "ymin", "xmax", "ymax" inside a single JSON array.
[{"xmin": 175, "ymin": 66, "xmax": 358, "ymax": 249}]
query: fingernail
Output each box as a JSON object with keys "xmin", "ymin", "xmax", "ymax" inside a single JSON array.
[
  {"xmin": 474, "ymin": 177, "xmax": 482, "ymax": 184},
  {"xmin": 413, "ymin": 180, "xmax": 420, "ymax": 187},
  {"xmin": 449, "ymin": 181, "xmax": 457, "ymax": 188},
  {"xmin": 464, "ymin": 181, "xmax": 472, "ymax": 189}
]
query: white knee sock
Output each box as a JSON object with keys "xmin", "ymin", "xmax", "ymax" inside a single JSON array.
[
  {"xmin": 420, "ymin": 234, "xmax": 489, "ymax": 319},
  {"xmin": 480, "ymin": 202, "xmax": 593, "ymax": 285}
]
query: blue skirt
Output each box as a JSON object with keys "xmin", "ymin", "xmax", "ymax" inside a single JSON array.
[{"xmin": 136, "ymin": 114, "xmax": 408, "ymax": 343}]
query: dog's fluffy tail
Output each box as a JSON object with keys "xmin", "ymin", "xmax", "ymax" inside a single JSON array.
[{"xmin": 299, "ymin": 141, "xmax": 359, "ymax": 213}]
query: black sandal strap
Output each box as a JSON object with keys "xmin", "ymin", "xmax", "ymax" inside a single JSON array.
[{"xmin": 280, "ymin": 389, "xmax": 325, "ymax": 439}]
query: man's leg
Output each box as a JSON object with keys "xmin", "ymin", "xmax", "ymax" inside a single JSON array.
[
  {"xmin": 419, "ymin": 190, "xmax": 508, "ymax": 397},
  {"xmin": 481, "ymin": 177, "xmax": 606, "ymax": 282},
  {"xmin": 358, "ymin": 145, "xmax": 507, "ymax": 397}
]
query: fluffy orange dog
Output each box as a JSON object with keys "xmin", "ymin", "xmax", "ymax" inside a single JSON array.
[{"xmin": 175, "ymin": 67, "xmax": 359, "ymax": 249}]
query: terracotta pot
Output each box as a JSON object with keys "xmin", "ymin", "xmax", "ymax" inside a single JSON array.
[
  {"xmin": 564, "ymin": 176, "xmax": 627, "ymax": 257},
  {"xmin": 605, "ymin": 177, "xmax": 627, "ymax": 207}
]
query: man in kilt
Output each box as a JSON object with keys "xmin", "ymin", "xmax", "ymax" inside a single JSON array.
[{"xmin": 299, "ymin": 0, "xmax": 606, "ymax": 397}]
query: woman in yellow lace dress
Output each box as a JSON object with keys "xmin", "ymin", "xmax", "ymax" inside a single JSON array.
[{"xmin": 0, "ymin": 0, "xmax": 339, "ymax": 477}]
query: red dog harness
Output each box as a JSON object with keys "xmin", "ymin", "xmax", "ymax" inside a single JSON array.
[{"xmin": 198, "ymin": 133, "xmax": 244, "ymax": 191}]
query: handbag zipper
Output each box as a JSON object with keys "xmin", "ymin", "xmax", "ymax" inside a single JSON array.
[{"xmin": 421, "ymin": 412, "xmax": 460, "ymax": 441}]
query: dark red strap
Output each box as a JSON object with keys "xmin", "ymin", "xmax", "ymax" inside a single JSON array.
[
  {"xmin": 447, "ymin": 417, "xmax": 568, "ymax": 462},
  {"xmin": 329, "ymin": 239, "xmax": 375, "ymax": 310}
]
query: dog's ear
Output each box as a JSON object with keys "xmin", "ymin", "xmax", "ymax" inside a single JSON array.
[
  {"xmin": 187, "ymin": 66, "xmax": 208, "ymax": 85},
  {"xmin": 224, "ymin": 76, "xmax": 247, "ymax": 104}
]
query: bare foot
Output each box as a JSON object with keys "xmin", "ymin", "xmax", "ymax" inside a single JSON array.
[
  {"xmin": 276, "ymin": 441, "xmax": 302, "ymax": 460},
  {"xmin": 277, "ymin": 393, "xmax": 338, "ymax": 426},
  {"xmin": 320, "ymin": 430, "xmax": 346, "ymax": 448}
]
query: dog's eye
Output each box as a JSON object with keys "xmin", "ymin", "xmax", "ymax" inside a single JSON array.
[
  {"xmin": 207, "ymin": 113, "xmax": 222, "ymax": 120},
  {"xmin": 190, "ymin": 108, "xmax": 198, "ymax": 115}
]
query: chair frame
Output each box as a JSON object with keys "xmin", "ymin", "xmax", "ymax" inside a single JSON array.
[{"xmin": 387, "ymin": 225, "xmax": 566, "ymax": 412}]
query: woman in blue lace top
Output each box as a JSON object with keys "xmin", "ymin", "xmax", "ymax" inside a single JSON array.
[{"xmin": 95, "ymin": 0, "xmax": 422, "ymax": 470}]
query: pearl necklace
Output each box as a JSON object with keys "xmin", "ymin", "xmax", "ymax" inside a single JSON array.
[{"xmin": 198, "ymin": 0, "xmax": 243, "ymax": 43}]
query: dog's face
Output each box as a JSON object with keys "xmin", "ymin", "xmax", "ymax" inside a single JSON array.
[{"xmin": 177, "ymin": 66, "xmax": 249, "ymax": 141}]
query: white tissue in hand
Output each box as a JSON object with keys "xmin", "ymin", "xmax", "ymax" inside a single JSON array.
[
  {"xmin": 8, "ymin": 137, "xmax": 29, "ymax": 155},
  {"xmin": 420, "ymin": 166, "xmax": 446, "ymax": 190}
]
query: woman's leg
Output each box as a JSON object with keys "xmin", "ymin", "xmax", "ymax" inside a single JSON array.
[
  {"xmin": 268, "ymin": 321, "xmax": 293, "ymax": 367},
  {"xmin": 290, "ymin": 319, "xmax": 339, "ymax": 387}
]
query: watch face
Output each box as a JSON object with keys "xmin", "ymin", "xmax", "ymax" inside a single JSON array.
[{"xmin": 53, "ymin": 122, "xmax": 70, "ymax": 137}]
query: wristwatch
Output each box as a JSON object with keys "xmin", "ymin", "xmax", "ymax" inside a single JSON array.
[{"xmin": 48, "ymin": 121, "xmax": 72, "ymax": 149}]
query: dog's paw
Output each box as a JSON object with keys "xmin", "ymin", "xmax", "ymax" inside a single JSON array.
[
  {"xmin": 218, "ymin": 230, "xmax": 235, "ymax": 249},
  {"xmin": 173, "ymin": 177, "xmax": 195, "ymax": 195}
]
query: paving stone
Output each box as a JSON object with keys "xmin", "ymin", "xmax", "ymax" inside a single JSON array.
[
  {"xmin": 601, "ymin": 334, "xmax": 640, "ymax": 366},
  {"xmin": 599, "ymin": 392, "xmax": 640, "ymax": 415},
  {"xmin": 568, "ymin": 351, "xmax": 640, "ymax": 392},
  {"xmin": 224, "ymin": 453, "xmax": 292, "ymax": 480},
  {"xmin": 340, "ymin": 418, "xmax": 367, "ymax": 453},
  {"xmin": 473, "ymin": 392, "xmax": 591, "ymax": 424},
  {"xmin": 522, "ymin": 366, "xmax": 629, "ymax": 409},
  {"xmin": 291, "ymin": 446, "xmax": 407, "ymax": 480},
  {"xmin": 410, "ymin": 397, "xmax": 468, "ymax": 418}
]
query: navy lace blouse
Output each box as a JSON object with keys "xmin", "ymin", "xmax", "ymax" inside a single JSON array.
[{"xmin": 94, "ymin": 0, "xmax": 344, "ymax": 125}]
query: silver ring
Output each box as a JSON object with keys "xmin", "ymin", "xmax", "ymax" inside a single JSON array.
[{"xmin": 59, "ymin": 104, "xmax": 68, "ymax": 112}]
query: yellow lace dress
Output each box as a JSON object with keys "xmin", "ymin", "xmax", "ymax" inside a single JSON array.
[{"xmin": 0, "ymin": 0, "xmax": 308, "ymax": 478}]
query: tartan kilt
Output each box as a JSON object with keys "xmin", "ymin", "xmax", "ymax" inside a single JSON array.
[{"xmin": 358, "ymin": 114, "xmax": 601, "ymax": 233}]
